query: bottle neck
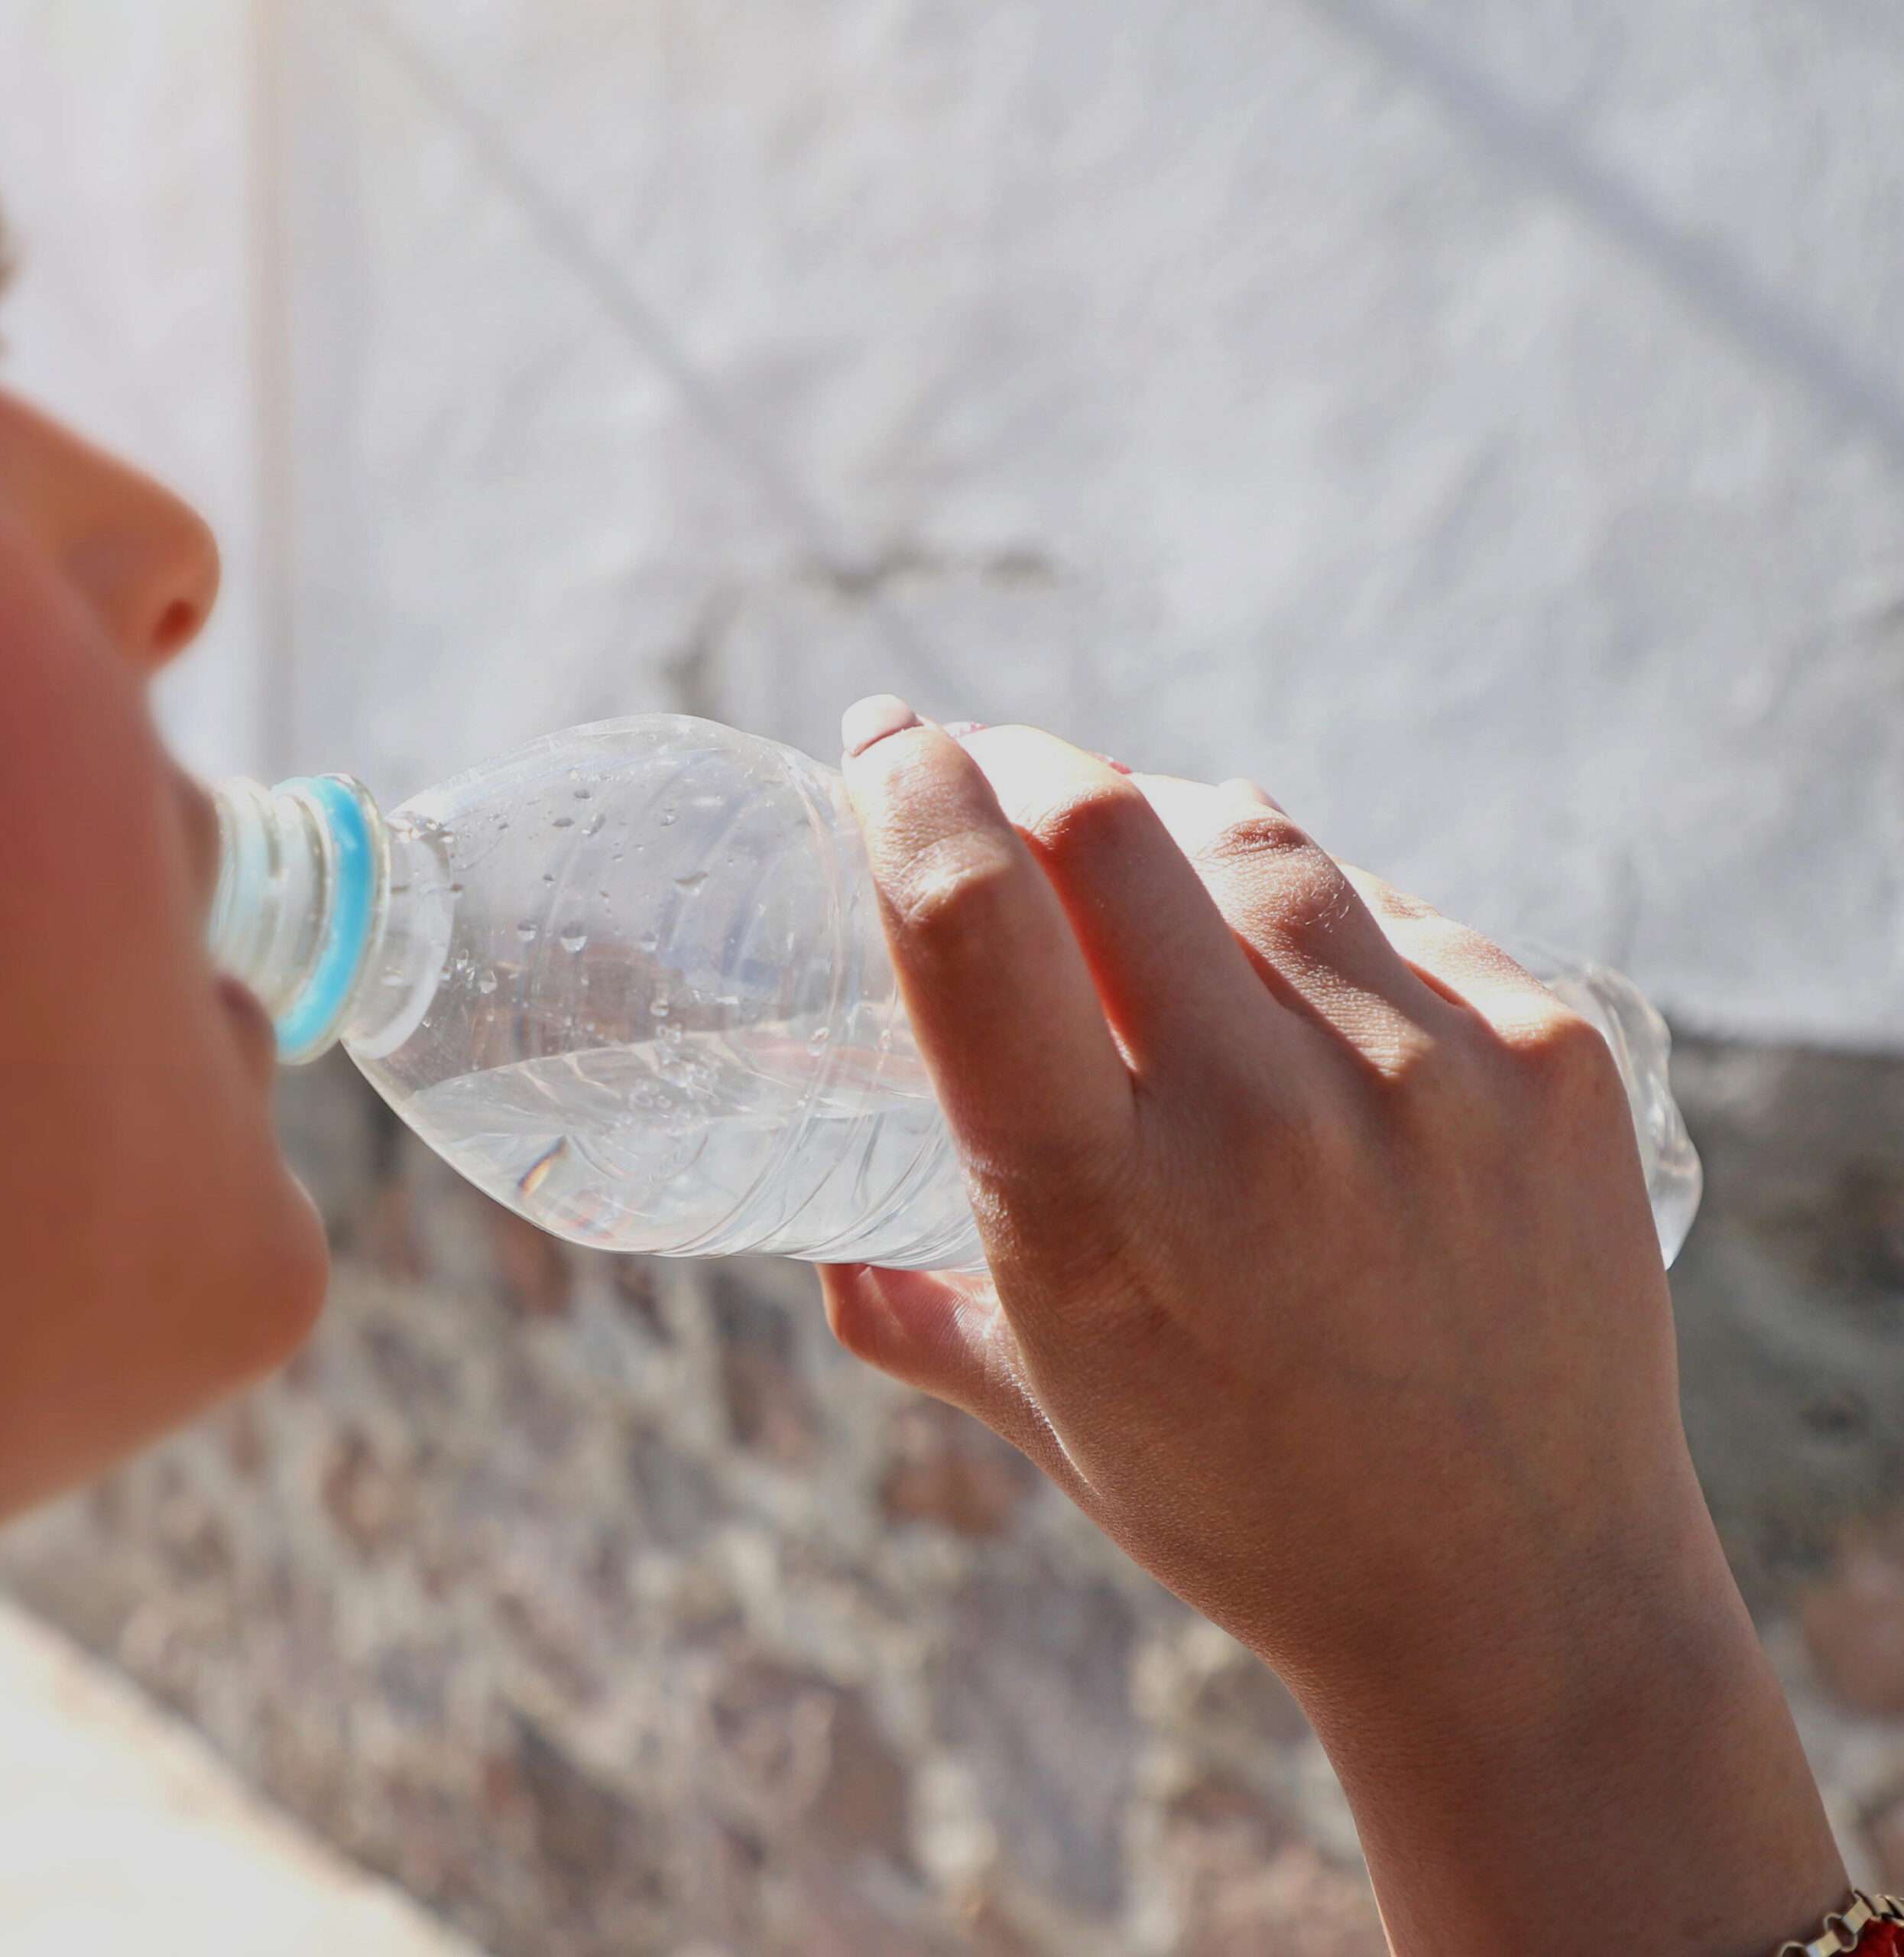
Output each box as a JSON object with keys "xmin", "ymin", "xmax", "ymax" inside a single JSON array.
[{"xmin": 209, "ymin": 774, "xmax": 450, "ymax": 1064}]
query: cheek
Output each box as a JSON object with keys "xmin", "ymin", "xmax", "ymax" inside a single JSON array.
[
  {"xmin": 144, "ymin": 1027, "xmax": 332, "ymax": 1354},
  {"xmin": 63, "ymin": 984, "xmax": 326, "ymax": 1318},
  {"xmin": 0, "ymin": 1056, "xmax": 329, "ymax": 1515},
  {"xmin": 210, "ymin": 1160, "xmax": 331, "ymax": 1378},
  {"xmin": 107, "ymin": 1074, "xmax": 331, "ymax": 1399}
]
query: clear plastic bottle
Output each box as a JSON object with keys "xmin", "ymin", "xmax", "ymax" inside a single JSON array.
[{"xmin": 209, "ymin": 715, "xmax": 1703, "ymax": 1269}]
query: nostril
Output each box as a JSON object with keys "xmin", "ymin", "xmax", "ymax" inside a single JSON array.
[
  {"xmin": 68, "ymin": 500, "xmax": 220, "ymax": 666},
  {"xmin": 136, "ymin": 502, "xmax": 219, "ymax": 664},
  {"xmin": 151, "ymin": 596, "xmax": 202, "ymax": 658}
]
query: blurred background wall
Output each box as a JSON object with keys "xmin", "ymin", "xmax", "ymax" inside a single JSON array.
[
  {"xmin": 11, "ymin": 1, "xmax": 1904, "ymax": 1042},
  {"xmin": 10, "ymin": 4, "xmax": 1904, "ymax": 1955}
]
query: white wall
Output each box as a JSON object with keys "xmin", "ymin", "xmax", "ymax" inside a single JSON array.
[
  {"xmin": 0, "ymin": 0, "xmax": 264, "ymax": 778},
  {"xmin": 8, "ymin": 1, "xmax": 1904, "ymax": 1046}
]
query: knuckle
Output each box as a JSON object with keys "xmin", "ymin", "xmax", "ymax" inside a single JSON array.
[
  {"xmin": 1502, "ymin": 1003, "xmax": 1622, "ymax": 1109},
  {"xmin": 965, "ymin": 1118, "xmax": 1136, "ymax": 1221},
  {"xmin": 886, "ymin": 828, "xmax": 1021, "ymax": 946},
  {"xmin": 1339, "ymin": 862, "xmax": 1425, "ymax": 919},
  {"xmin": 1367, "ymin": 1028, "xmax": 1478, "ymax": 1134},
  {"xmin": 963, "ymin": 1130, "xmax": 1155, "ymax": 1290},
  {"xmin": 1392, "ymin": 911, "xmax": 1513, "ymax": 988},
  {"xmin": 1427, "ymin": 918, "xmax": 1524, "ymax": 981},
  {"xmin": 1197, "ymin": 814, "xmax": 1351, "ymax": 940},
  {"xmin": 1367, "ymin": 882, "xmax": 1439, "ymax": 928},
  {"xmin": 1030, "ymin": 778, "xmax": 1158, "ymax": 877},
  {"xmin": 1196, "ymin": 806, "xmax": 1315, "ymax": 872}
]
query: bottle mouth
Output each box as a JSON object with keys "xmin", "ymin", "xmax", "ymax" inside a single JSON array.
[{"xmin": 210, "ymin": 774, "xmax": 385, "ymax": 1064}]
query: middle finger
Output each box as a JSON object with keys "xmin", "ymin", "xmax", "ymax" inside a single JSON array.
[
  {"xmin": 957, "ymin": 725, "xmax": 1285, "ymax": 1079},
  {"xmin": 1127, "ymin": 769, "xmax": 1463, "ymax": 1047}
]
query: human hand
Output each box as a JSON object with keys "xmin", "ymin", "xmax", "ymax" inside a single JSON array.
[
  {"xmin": 826, "ymin": 701, "xmax": 1687, "ymax": 1683},
  {"xmin": 822, "ymin": 699, "xmax": 1841, "ymax": 1953}
]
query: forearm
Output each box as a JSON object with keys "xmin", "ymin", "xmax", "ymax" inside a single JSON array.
[{"xmin": 1299, "ymin": 1503, "xmax": 1844, "ymax": 1955}]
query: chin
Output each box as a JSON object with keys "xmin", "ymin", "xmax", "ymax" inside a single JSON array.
[{"xmin": 206, "ymin": 1167, "xmax": 332, "ymax": 1381}]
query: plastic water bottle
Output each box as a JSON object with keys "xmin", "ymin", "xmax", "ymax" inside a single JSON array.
[{"xmin": 209, "ymin": 715, "xmax": 1703, "ymax": 1269}]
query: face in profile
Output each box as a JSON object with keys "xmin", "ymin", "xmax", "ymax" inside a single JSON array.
[{"xmin": 0, "ymin": 298, "xmax": 328, "ymax": 1514}]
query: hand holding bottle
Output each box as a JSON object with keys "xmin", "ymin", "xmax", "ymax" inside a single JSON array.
[
  {"xmin": 822, "ymin": 699, "xmax": 1842, "ymax": 1955},
  {"xmin": 211, "ymin": 714, "xmax": 1695, "ymax": 1268}
]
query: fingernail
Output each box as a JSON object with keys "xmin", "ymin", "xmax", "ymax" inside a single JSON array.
[
  {"xmin": 1092, "ymin": 751, "xmax": 1134, "ymax": 777},
  {"xmin": 1222, "ymin": 777, "xmax": 1286, "ymax": 813},
  {"xmin": 842, "ymin": 694, "xmax": 921, "ymax": 758}
]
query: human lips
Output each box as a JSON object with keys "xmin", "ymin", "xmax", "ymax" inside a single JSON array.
[
  {"xmin": 216, "ymin": 969, "xmax": 278, "ymax": 1077},
  {"xmin": 187, "ymin": 775, "xmax": 276, "ymax": 1072},
  {"xmin": 174, "ymin": 766, "xmax": 222, "ymax": 916}
]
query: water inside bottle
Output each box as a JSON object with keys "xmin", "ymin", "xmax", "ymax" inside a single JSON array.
[{"xmin": 397, "ymin": 1030, "xmax": 978, "ymax": 1264}]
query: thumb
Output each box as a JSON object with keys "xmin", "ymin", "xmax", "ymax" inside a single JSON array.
[{"xmin": 819, "ymin": 1264, "xmax": 1095, "ymax": 1505}]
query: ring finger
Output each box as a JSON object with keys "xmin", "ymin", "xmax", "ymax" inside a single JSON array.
[{"xmin": 1124, "ymin": 768, "xmax": 1463, "ymax": 1050}]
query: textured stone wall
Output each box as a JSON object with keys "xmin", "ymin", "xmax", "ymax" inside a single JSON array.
[
  {"xmin": 0, "ymin": 1057, "xmax": 1384, "ymax": 1956},
  {"xmin": 9, "ymin": 1041, "xmax": 1904, "ymax": 1949}
]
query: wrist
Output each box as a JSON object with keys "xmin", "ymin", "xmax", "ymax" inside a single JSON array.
[
  {"xmin": 1290, "ymin": 1475, "xmax": 1844, "ymax": 1954},
  {"xmin": 1267, "ymin": 1438, "xmax": 1724, "ymax": 1725}
]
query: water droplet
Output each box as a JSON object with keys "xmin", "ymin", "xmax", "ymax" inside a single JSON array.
[
  {"xmin": 449, "ymin": 881, "xmax": 465, "ymax": 896},
  {"xmin": 583, "ymin": 812, "xmax": 605, "ymax": 837},
  {"xmin": 611, "ymin": 848, "xmax": 625, "ymax": 863},
  {"xmin": 552, "ymin": 815, "xmax": 576, "ymax": 829},
  {"xmin": 807, "ymin": 1027, "xmax": 831, "ymax": 1055},
  {"xmin": 637, "ymin": 930, "xmax": 660, "ymax": 953},
  {"xmin": 573, "ymin": 784, "xmax": 592, "ymax": 800},
  {"xmin": 541, "ymin": 871, "xmax": 556, "ymax": 884},
  {"xmin": 657, "ymin": 804, "xmax": 677, "ymax": 827},
  {"xmin": 516, "ymin": 921, "xmax": 539, "ymax": 943},
  {"xmin": 476, "ymin": 968, "xmax": 499, "ymax": 995},
  {"xmin": 560, "ymin": 924, "xmax": 588, "ymax": 953},
  {"xmin": 673, "ymin": 871, "xmax": 709, "ymax": 894},
  {"xmin": 652, "ymin": 998, "xmax": 670, "ymax": 1018},
  {"xmin": 660, "ymin": 1021, "xmax": 684, "ymax": 1045}
]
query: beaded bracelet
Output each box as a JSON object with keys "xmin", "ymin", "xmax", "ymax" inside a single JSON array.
[{"xmin": 1779, "ymin": 1892, "xmax": 1904, "ymax": 1956}]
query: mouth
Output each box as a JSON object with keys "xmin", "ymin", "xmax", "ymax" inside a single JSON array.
[
  {"xmin": 192, "ymin": 775, "xmax": 274, "ymax": 1071},
  {"xmin": 216, "ymin": 972, "xmax": 279, "ymax": 1076},
  {"xmin": 175, "ymin": 767, "xmax": 225, "ymax": 917}
]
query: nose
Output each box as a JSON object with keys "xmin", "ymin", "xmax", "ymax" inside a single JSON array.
[
  {"xmin": 54, "ymin": 456, "xmax": 221, "ymax": 667},
  {"xmin": 0, "ymin": 390, "xmax": 221, "ymax": 667}
]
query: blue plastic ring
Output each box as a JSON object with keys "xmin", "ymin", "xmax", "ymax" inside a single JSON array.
[{"xmin": 275, "ymin": 776, "xmax": 377, "ymax": 1062}]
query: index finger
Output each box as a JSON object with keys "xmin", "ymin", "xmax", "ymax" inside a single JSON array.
[{"xmin": 839, "ymin": 696, "xmax": 1136, "ymax": 1202}]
